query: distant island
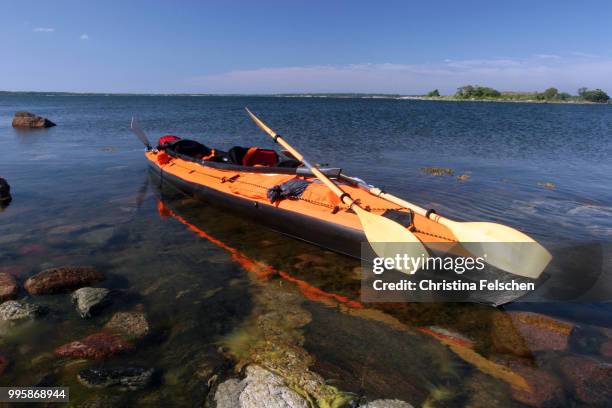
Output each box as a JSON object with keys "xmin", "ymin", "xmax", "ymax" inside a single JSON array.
[{"xmin": 419, "ymin": 85, "xmax": 610, "ymax": 104}]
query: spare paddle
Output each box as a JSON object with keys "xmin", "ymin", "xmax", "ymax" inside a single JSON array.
[
  {"xmin": 245, "ymin": 108, "xmax": 429, "ymax": 271},
  {"xmin": 340, "ymin": 174, "xmax": 552, "ymax": 279},
  {"xmin": 130, "ymin": 117, "xmax": 152, "ymax": 150}
]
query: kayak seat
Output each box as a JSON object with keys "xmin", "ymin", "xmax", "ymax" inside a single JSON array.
[
  {"xmin": 228, "ymin": 146, "xmax": 279, "ymax": 167},
  {"xmin": 277, "ymin": 159, "xmax": 302, "ymax": 168},
  {"xmin": 171, "ymin": 139, "xmax": 212, "ymax": 159}
]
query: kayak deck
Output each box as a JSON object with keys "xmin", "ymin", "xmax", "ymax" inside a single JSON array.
[{"xmin": 146, "ymin": 150, "xmax": 458, "ymax": 256}]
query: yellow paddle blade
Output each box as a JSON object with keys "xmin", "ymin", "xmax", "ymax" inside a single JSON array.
[
  {"xmin": 449, "ymin": 221, "xmax": 552, "ymax": 279},
  {"xmin": 354, "ymin": 206, "xmax": 429, "ymax": 274}
]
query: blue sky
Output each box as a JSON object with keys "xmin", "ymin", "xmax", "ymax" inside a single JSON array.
[{"xmin": 1, "ymin": 0, "xmax": 611, "ymax": 94}]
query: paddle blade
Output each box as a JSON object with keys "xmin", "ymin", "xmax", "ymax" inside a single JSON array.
[
  {"xmin": 354, "ymin": 206, "xmax": 429, "ymax": 274},
  {"xmin": 451, "ymin": 221, "xmax": 552, "ymax": 278},
  {"xmin": 130, "ymin": 117, "xmax": 152, "ymax": 150}
]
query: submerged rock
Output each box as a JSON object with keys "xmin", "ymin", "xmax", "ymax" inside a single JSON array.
[
  {"xmin": 421, "ymin": 167, "xmax": 454, "ymax": 176},
  {"xmin": 495, "ymin": 357, "xmax": 565, "ymax": 408},
  {"xmin": 365, "ymin": 400, "xmax": 414, "ymax": 408},
  {"xmin": 491, "ymin": 311, "xmax": 572, "ymax": 356},
  {"xmin": 214, "ymin": 366, "xmax": 308, "ymax": 408},
  {"xmin": 72, "ymin": 287, "xmax": 111, "ymax": 318},
  {"xmin": 104, "ymin": 310, "xmax": 149, "ymax": 339},
  {"xmin": 559, "ymin": 355, "xmax": 612, "ymax": 405},
  {"xmin": 0, "ymin": 300, "xmax": 39, "ymax": 321},
  {"xmin": 78, "ymin": 227, "xmax": 116, "ymax": 246},
  {"xmin": 0, "ymin": 178, "xmax": 11, "ymax": 204},
  {"xmin": 12, "ymin": 111, "xmax": 56, "ymax": 128},
  {"xmin": 55, "ymin": 332, "xmax": 131, "ymax": 360},
  {"xmin": 77, "ymin": 366, "xmax": 154, "ymax": 390},
  {"xmin": 0, "ymin": 273, "xmax": 18, "ymax": 302},
  {"xmin": 25, "ymin": 266, "xmax": 104, "ymax": 295}
]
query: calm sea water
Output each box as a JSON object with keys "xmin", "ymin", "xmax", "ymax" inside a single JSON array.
[{"xmin": 1, "ymin": 95, "xmax": 611, "ymax": 406}]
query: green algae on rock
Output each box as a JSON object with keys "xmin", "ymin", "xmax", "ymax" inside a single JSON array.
[
  {"xmin": 221, "ymin": 281, "xmax": 353, "ymax": 408},
  {"xmin": 421, "ymin": 167, "xmax": 454, "ymax": 176}
]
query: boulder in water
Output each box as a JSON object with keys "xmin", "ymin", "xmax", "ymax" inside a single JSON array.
[
  {"xmin": 25, "ymin": 266, "xmax": 104, "ymax": 295},
  {"xmin": 0, "ymin": 300, "xmax": 39, "ymax": 321},
  {"xmin": 0, "ymin": 273, "xmax": 18, "ymax": 302},
  {"xmin": 55, "ymin": 332, "xmax": 132, "ymax": 359},
  {"xmin": 214, "ymin": 365, "xmax": 308, "ymax": 408},
  {"xmin": 104, "ymin": 310, "xmax": 149, "ymax": 339},
  {"xmin": 12, "ymin": 111, "xmax": 56, "ymax": 128},
  {"xmin": 0, "ymin": 178, "xmax": 10, "ymax": 204},
  {"xmin": 72, "ymin": 287, "xmax": 111, "ymax": 318},
  {"xmin": 559, "ymin": 355, "xmax": 612, "ymax": 405},
  {"xmin": 77, "ymin": 366, "xmax": 154, "ymax": 390}
]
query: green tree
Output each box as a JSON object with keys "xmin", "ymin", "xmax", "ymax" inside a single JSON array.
[
  {"xmin": 579, "ymin": 88, "xmax": 610, "ymax": 103},
  {"xmin": 455, "ymin": 85, "xmax": 500, "ymax": 99},
  {"xmin": 557, "ymin": 92, "xmax": 571, "ymax": 101},
  {"xmin": 427, "ymin": 89, "xmax": 440, "ymax": 97},
  {"xmin": 542, "ymin": 87, "xmax": 559, "ymax": 100}
]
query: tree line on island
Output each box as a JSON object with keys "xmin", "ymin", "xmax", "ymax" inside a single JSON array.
[{"xmin": 426, "ymin": 86, "xmax": 610, "ymax": 103}]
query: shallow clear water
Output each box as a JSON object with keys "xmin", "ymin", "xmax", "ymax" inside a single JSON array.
[{"xmin": 1, "ymin": 95, "xmax": 611, "ymax": 406}]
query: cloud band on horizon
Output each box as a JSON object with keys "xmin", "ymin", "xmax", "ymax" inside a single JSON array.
[{"xmin": 186, "ymin": 54, "xmax": 612, "ymax": 95}]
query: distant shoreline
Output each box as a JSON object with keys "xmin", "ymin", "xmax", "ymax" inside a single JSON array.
[{"xmin": 0, "ymin": 90, "xmax": 609, "ymax": 105}]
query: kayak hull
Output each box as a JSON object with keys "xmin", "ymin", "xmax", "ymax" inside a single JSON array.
[{"xmin": 148, "ymin": 162, "xmax": 367, "ymax": 258}]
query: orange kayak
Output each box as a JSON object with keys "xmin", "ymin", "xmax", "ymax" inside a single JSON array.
[{"xmin": 145, "ymin": 145, "xmax": 457, "ymax": 259}]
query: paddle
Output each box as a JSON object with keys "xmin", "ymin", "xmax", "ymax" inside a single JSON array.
[
  {"xmin": 130, "ymin": 117, "xmax": 152, "ymax": 150},
  {"xmin": 339, "ymin": 174, "xmax": 552, "ymax": 279},
  {"xmin": 245, "ymin": 108, "xmax": 429, "ymax": 270}
]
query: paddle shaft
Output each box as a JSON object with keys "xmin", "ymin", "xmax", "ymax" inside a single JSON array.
[
  {"xmin": 340, "ymin": 174, "xmax": 446, "ymax": 223},
  {"xmin": 246, "ymin": 110, "xmax": 354, "ymax": 206}
]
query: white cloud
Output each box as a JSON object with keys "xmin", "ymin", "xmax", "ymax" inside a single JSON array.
[
  {"xmin": 534, "ymin": 54, "xmax": 561, "ymax": 60},
  {"xmin": 80, "ymin": 34, "xmax": 89, "ymax": 40},
  {"xmin": 33, "ymin": 27, "xmax": 55, "ymax": 33},
  {"xmin": 186, "ymin": 54, "xmax": 612, "ymax": 94}
]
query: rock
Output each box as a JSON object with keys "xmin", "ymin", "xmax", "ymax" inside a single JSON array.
[
  {"xmin": 77, "ymin": 366, "xmax": 154, "ymax": 390},
  {"xmin": 214, "ymin": 378, "xmax": 244, "ymax": 408},
  {"xmin": 491, "ymin": 311, "xmax": 572, "ymax": 356},
  {"xmin": 0, "ymin": 178, "xmax": 11, "ymax": 203},
  {"xmin": 78, "ymin": 227, "xmax": 116, "ymax": 246},
  {"xmin": 365, "ymin": 400, "xmax": 414, "ymax": 408},
  {"xmin": 495, "ymin": 357, "xmax": 565, "ymax": 407},
  {"xmin": 24, "ymin": 266, "xmax": 104, "ymax": 295},
  {"xmin": 240, "ymin": 365, "xmax": 308, "ymax": 408},
  {"xmin": 0, "ymin": 273, "xmax": 18, "ymax": 302},
  {"xmin": 55, "ymin": 332, "xmax": 131, "ymax": 359},
  {"xmin": 0, "ymin": 300, "xmax": 39, "ymax": 321},
  {"xmin": 0, "ymin": 354, "xmax": 9, "ymax": 376},
  {"xmin": 538, "ymin": 181, "xmax": 555, "ymax": 190},
  {"xmin": 214, "ymin": 366, "xmax": 309, "ymax": 408},
  {"xmin": 104, "ymin": 311, "xmax": 149, "ymax": 339},
  {"xmin": 568, "ymin": 324, "xmax": 609, "ymax": 355},
  {"xmin": 11, "ymin": 111, "xmax": 56, "ymax": 128},
  {"xmin": 559, "ymin": 355, "xmax": 612, "ymax": 405},
  {"xmin": 601, "ymin": 340, "xmax": 612, "ymax": 358},
  {"xmin": 421, "ymin": 167, "xmax": 454, "ymax": 176},
  {"xmin": 72, "ymin": 287, "xmax": 110, "ymax": 318}
]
